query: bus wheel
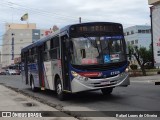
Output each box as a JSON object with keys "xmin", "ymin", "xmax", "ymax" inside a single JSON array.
[
  {"xmin": 31, "ymin": 77, "xmax": 38, "ymax": 92},
  {"xmin": 101, "ymin": 87, "xmax": 113, "ymax": 95},
  {"xmin": 56, "ymin": 79, "xmax": 66, "ymax": 101}
]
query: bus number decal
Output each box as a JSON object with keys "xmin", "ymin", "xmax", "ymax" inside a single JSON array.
[{"xmin": 110, "ymin": 71, "xmax": 120, "ymax": 76}]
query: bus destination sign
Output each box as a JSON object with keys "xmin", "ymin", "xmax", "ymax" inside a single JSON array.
[{"xmin": 75, "ymin": 25, "xmax": 122, "ymax": 33}]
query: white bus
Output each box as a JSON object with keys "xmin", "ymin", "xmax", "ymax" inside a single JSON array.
[{"xmin": 21, "ymin": 22, "xmax": 130, "ymax": 100}]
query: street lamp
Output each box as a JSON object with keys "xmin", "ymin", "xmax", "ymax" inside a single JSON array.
[{"xmin": 11, "ymin": 33, "xmax": 15, "ymax": 60}]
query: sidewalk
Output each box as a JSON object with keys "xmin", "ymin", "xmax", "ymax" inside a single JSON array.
[
  {"xmin": 130, "ymin": 74, "xmax": 160, "ymax": 83},
  {"xmin": 0, "ymin": 85, "xmax": 119, "ymax": 120},
  {"xmin": 0, "ymin": 85, "xmax": 77, "ymax": 120}
]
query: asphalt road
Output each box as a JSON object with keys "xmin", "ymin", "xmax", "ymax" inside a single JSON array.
[{"xmin": 0, "ymin": 75, "xmax": 160, "ymax": 120}]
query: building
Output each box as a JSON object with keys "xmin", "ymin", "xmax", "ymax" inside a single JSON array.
[
  {"xmin": 1, "ymin": 23, "xmax": 53, "ymax": 68},
  {"xmin": 148, "ymin": 0, "xmax": 160, "ymax": 67},
  {"xmin": 124, "ymin": 25, "xmax": 152, "ymax": 66},
  {"xmin": 148, "ymin": 0, "xmax": 160, "ymax": 5},
  {"xmin": 124, "ymin": 25, "xmax": 151, "ymax": 49},
  {"xmin": 0, "ymin": 50, "xmax": 1, "ymax": 62}
]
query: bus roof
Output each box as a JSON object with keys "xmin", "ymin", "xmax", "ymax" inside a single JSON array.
[{"xmin": 21, "ymin": 22, "xmax": 122, "ymax": 53}]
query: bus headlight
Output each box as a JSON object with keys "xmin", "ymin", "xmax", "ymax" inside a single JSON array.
[
  {"xmin": 71, "ymin": 71, "xmax": 78, "ymax": 77},
  {"xmin": 125, "ymin": 68, "xmax": 129, "ymax": 72},
  {"xmin": 71, "ymin": 71, "xmax": 88, "ymax": 81}
]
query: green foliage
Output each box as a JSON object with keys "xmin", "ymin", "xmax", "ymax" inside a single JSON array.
[
  {"xmin": 130, "ymin": 64, "xmax": 138, "ymax": 70},
  {"xmin": 144, "ymin": 64, "xmax": 153, "ymax": 69},
  {"xmin": 128, "ymin": 45, "xmax": 152, "ymax": 66},
  {"xmin": 144, "ymin": 62, "xmax": 153, "ymax": 69},
  {"xmin": 128, "ymin": 45, "xmax": 153, "ymax": 76},
  {"xmin": 139, "ymin": 47, "xmax": 152, "ymax": 65}
]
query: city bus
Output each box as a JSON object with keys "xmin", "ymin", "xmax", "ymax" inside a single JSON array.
[{"xmin": 21, "ymin": 22, "xmax": 130, "ymax": 100}]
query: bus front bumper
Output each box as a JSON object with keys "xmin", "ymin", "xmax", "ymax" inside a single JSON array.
[{"xmin": 71, "ymin": 72, "xmax": 130, "ymax": 93}]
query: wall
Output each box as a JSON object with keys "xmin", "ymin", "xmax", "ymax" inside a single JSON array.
[
  {"xmin": 148, "ymin": 0, "xmax": 160, "ymax": 5},
  {"xmin": 5, "ymin": 23, "xmax": 36, "ymax": 31},
  {"xmin": 1, "ymin": 29, "xmax": 33, "ymax": 68},
  {"xmin": 124, "ymin": 25, "xmax": 151, "ymax": 49}
]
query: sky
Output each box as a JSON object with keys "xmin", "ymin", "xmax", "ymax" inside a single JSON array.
[{"xmin": 0, "ymin": 0, "xmax": 151, "ymax": 40}]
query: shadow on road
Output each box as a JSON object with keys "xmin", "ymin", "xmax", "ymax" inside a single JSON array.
[{"xmin": 23, "ymin": 88, "xmax": 125, "ymax": 103}]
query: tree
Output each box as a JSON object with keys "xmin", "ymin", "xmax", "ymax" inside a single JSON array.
[
  {"xmin": 52, "ymin": 25, "xmax": 59, "ymax": 32},
  {"xmin": 128, "ymin": 45, "xmax": 152, "ymax": 76}
]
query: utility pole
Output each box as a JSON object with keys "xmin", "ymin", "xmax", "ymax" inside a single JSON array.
[
  {"xmin": 79, "ymin": 17, "xmax": 81, "ymax": 23},
  {"xmin": 150, "ymin": 7, "xmax": 154, "ymax": 68}
]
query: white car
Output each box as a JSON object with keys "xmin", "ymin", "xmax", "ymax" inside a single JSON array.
[{"xmin": 6, "ymin": 69, "xmax": 17, "ymax": 75}]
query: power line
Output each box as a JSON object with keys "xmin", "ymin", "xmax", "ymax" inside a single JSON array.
[
  {"xmin": 0, "ymin": 2, "xmax": 83, "ymax": 23},
  {"xmin": 0, "ymin": 0, "xmax": 142, "ymax": 31},
  {"xmin": 0, "ymin": 1, "xmax": 138, "ymax": 30},
  {"xmin": 6, "ymin": 1, "xmax": 88, "ymax": 21},
  {"xmin": 4, "ymin": 0, "xmax": 130, "ymax": 25}
]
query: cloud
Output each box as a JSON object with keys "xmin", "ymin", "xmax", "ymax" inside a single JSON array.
[{"xmin": 0, "ymin": 0, "xmax": 151, "ymax": 31}]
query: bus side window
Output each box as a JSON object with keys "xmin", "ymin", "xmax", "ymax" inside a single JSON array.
[
  {"xmin": 28, "ymin": 49, "xmax": 32, "ymax": 63},
  {"xmin": 43, "ymin": 42, "xmax": 50, "ymax": 61},
  {"xmin": 34, "ymin": 55, "xmax": 37, "ymax": 62},
  {"xmin": 50, "ymin": 36, "xmax": 60, "ymax": 59}
]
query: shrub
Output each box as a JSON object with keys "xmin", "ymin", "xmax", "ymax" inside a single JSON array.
[
  {"xmin": 130, "ymin": 64, "xmax": 138, "ymax": 70},
  {"xmin": 144, "ymin": 65, "xmax": 153, "ymax": 69}
]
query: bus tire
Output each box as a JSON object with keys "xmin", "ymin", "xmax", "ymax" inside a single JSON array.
[
  {"xmin": 30, "ymin": 77, "xmax": 38, "ymax": 92},
  {"xmin": 56, "ymin": 79, "xmax": 66, "ymax": 101},
  {"xmin": 101, "ymin": 87, "xmax": 113, "ymax": 95}
]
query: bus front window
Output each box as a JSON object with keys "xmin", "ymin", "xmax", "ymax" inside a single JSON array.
[{"xmin": 70, "ymin": 36, "xmax": 125, "ymax": 65}]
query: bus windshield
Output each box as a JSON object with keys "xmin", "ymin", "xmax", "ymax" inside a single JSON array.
[{"xmin": 70, "ymin": 36, "xmax": 125, "ymax": 65}]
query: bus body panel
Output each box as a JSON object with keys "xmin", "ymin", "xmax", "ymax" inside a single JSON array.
[
  {"xmin": 28, "ymin": 62, "xmax": 52, "ymax": 90},
  {"xmin": 71, "ymin": 72, "xmax": 129, "ymax": 93},
  {"xmin": 69, "ymin": 62, "xmax": 129, "ymax": 93},
  {"xmin": 43, "ymin": 61, "xmax": 53, "ymax": 90},
  {"xmin": 28, "ymin": 60, "xmax": 62, "ymax": 90},
  {"xmin": 69, "ymin": 62, "xmax": 128, "ymax": 80},
  {"xmin": 50, "ymin": 60, "xmax": 62, "ymax": 90}
]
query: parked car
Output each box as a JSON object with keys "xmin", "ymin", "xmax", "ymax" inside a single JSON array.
[
  {"xmin": 0, "ymin": 69, "xmax": 6, "ymax": 75},
  {"xmin": 6, "ymin": 69, "xmax": 20, "ymax": 75}
]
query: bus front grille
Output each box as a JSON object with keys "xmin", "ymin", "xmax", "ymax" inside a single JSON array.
[{"xmin": 90, "ymin": 80, "xmax": 118, "ymax": 88}]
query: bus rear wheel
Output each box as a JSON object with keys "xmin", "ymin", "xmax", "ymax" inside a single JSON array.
[
  {"xmin": 56, "ymin": 79, "xmax": 66, "ymax": 101},
  {"xmin": 101, "ymin": 87, "xmax": 113, "ymax": 95}
]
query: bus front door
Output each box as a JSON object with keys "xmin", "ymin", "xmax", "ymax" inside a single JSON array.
[{"xmin": 61, "ymin": 36, "xmax": 71, "ymax": 92}]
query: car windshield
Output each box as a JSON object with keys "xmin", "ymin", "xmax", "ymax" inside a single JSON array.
[{"xmin": 70, "ymin": 36, "xmax": 125, "ymax": 65}]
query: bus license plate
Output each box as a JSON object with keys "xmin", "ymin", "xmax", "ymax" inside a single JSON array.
[{"xmin": 101, "ymin": 81, "xmax": 110, "ymax": 85}]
